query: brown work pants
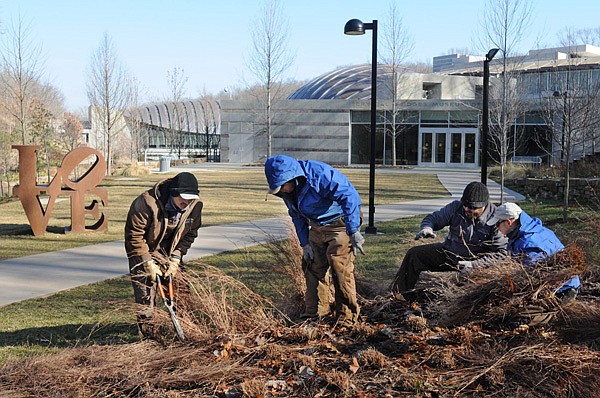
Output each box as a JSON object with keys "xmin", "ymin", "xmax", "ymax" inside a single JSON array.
[
  {"xmin": 391, "ymin": 242, "xmax": 459, "ymax": 293},
  {"xmin": 304, "ymin": 218, "xmax": 360, "ymax": 325},
  {"xmin": 129, "ymin": 262, "xmax": 162, "ymax": 310}
]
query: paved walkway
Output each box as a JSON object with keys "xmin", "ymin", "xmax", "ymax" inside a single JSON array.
[{"xmin": 0, "ymin": 168, "xmax": 524, "ymax": 307}]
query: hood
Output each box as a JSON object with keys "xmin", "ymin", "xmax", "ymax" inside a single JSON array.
[
  {"xmin": 151, "ymin": 176, "xmax": 177, "ymax": 204},
  {"xmin": 265, "ymin": 155, "xmax": 304, "ymax": 192}
]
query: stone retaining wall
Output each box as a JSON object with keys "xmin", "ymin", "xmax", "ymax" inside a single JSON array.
[{"xmin": 511, "ymin": 177, "xmax": 600, "ymax": 203}]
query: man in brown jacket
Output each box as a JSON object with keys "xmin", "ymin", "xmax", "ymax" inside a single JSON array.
[{"xmin": 125, "ymin": 172, "xmax": 203, "ymax": 332}]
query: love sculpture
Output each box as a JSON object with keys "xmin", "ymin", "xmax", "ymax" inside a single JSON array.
[{"xmin": 12, "ymin": 145, "xmax": 109, "ymax": 236}]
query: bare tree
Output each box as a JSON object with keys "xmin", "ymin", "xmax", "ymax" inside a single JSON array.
[
  {"xmin": 538, "ymin": 40, "xmax": 600, "ymax": 221},
  {"xmin": 476, "ymin": 0, "xmax": 533, "ymax": 200},
  {"xmin": 166, "ymin": 67, "xmax": 189, "ymax": 159},
  {"xmin": 0, "ymin": 120, "xmax": 18, "ymax": 197},
  {"xmin": 86, "ymin": 32, "xmax": 131, "ymax": 175},
  {"xmin": 0, "ymin": 15, "xmax": 44, "ymax": 145},
  {"xmin": 558, "ymin": 26, "xmax": 600, "ymax": 47},
  {"xmin": 245, "ymin": 0, "xmax": 294, "ymax": 159},
  {"xmin": 126, "ymin": 77, "xmax": 148, "ymax": 162},
  {"xmin": 380, "ymin": 1, "xmax": 414, "ymax": 166}
]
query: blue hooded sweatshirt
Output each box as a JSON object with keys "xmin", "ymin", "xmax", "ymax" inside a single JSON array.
[
  {"xmin": 265, "ymin": 155, "xmax": 362, "ymax": 246},
  {"xmin": 508, "ymin": 210, "xmax": 564, "ymax": 266}
]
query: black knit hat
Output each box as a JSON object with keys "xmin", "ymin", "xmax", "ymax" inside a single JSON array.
[
  {"xmin": 461, "ymin": 182, "xmax": 489, "ymax": 208},
  {"xmin": 170, "ymin": 172, "xmax": 199, "ymax": 200}
]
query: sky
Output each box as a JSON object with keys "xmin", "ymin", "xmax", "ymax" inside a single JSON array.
[{"xmin": 2, "ymin": 0, "xmax": 600, "ymax": 112}]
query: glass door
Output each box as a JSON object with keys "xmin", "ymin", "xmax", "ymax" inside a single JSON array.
[
  {"xmin": 435, "ymin": 132, "xmax": 446, "ymax": 163},
  {"xmin": 464, "ymin": 133, "xmax": 476, "ymax": 164},
  {"xmin": 420, "ymin": 128, "xmax": 478, "ymax": 167},
  {"xmin": 421, "ymin": 132, "xmax": 432, "ymax": 163},
  {"xmin": 451, "ymin": 133, "xmax": 462, "ymax": 163}
]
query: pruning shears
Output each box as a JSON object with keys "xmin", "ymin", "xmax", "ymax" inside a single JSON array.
[{"xmin": 156, "ymin": 274, "xmax": 186, "ymax": 341}]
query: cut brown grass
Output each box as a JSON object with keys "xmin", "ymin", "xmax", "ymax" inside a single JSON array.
[{"xmin": 2, "ymin": 199, "xmax": 599, "ymax": 397}]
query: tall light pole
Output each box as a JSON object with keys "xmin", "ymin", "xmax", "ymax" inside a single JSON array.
[
  {"xmin": 345, "ymin": 18, "xmax": 378, "ymax": 234},
  {"xmin": 481, "ymin": 48, "xmax": 499, "ymax": 185}
]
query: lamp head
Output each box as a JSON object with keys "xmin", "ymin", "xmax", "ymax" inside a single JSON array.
[
  {"xmin": 486, "ymin": 48, "xmax": 500, "ymax": 61},
  {"xmin": 344, "ymin": 19, "xmax": 365, "ymax": 35}
]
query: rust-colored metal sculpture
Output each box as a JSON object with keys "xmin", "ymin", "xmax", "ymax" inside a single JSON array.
[{"xmin": 12, "ymin": 145, "xmax": 109, "ymax": 236}]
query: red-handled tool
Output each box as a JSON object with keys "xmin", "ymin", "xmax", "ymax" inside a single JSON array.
[{"xmin": 156, "ymin": 274, "xmax": 186, "ymax": 341}]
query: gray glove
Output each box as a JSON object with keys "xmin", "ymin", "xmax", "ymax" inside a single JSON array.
[
  {"xmin": 350, "ymin": 231, "xmax": 366, "ymax": 256},
  {"xmin": 415, "ymin": 227, "xmax": 436, "ymax": 240},
  {"xmin": 143, "ymin": 259, "xmax": 163, "ymax": 281},
  {"xmin": 302, "ymin": 244, "xmax": 314, "ymax": 263},
  {"xmin": 458, "ymin": 260, "xmax": 474, "ymax": 278}
]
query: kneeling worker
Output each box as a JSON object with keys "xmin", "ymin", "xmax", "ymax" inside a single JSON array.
[{"xmin": 391, "ymin": 182, "xmax": 508, "ymax": 297}]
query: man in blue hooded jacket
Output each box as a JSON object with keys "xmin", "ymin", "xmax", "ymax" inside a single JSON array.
[
  {"xmin": 486, "ymin": 202, "xmax": 580, "ymax": 297},
  {"xmin": 486, "ymin": 202, "xmax": 564, "ymax": 266},
  {"xmin": 265, "ymin": 154, "xmax": 365, "ymax": 327}
]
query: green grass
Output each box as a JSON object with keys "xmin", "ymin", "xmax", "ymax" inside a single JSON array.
[
  {"xmin": 0, "ymin": 276, "xmax": 138, "ymax": 363},
  {"xmin": 0, "ymin": 169, "xmax": 447, "ymax": 260}
]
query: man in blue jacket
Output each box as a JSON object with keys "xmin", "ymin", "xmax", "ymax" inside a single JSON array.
[
  {"xmin": 265, "ymin": 154, "xmax": 365, "ymax": 327},
  {"xmin": 486, "ymin": 202, "xmax": 564, "ymax": 266},
  {"xmin": 486, "ymin": 202, "xmax": 580, "ymax": 297},
  {"xmin": 391, "ymin": 182, "xmax": 508, "ymax": 296}
]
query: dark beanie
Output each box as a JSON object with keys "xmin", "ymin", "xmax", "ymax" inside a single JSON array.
[
  {"xmin": 461, "ymin": 182, "xmax": 489, "ymax": 208},
  {"xmin": 170, "ymin": 172, "xmax": 199, "ymax": 198}
]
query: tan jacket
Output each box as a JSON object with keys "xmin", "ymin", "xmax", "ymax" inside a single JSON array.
[{"xmin": 124, "ymin": 177, "xmax": 203, "ymax": 269}]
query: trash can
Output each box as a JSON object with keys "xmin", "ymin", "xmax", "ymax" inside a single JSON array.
[{"xmin": 159, "ymin": 156, "xmax": 170, "ymax": 172}]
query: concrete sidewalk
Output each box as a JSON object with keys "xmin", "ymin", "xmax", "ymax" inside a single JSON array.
[{"xmin": 0, "ymin": 171, "xmax": 523, "ymax": 307}]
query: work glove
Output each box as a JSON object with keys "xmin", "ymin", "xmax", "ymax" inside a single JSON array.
[
  {"xmin": 302, "ymin": 244, "xmax": 315, "ymax": 263},
  {"xmin": 415, "ymin": 227, "xmax": 436, "ymax": 240},
  {"xmin": 458, "ymin": 260, "xmax": 474, "ymax": 278},
  {"xmin": 143, "ymin": 259, "xmax": 163, "ymax": 282},
  {"xmin": 350, "ymin": 231, "xmax": 366, "ymax": 256},
  {"xmin": 164, "ymin": 257, "xmax": 180, "ymax": 278}
]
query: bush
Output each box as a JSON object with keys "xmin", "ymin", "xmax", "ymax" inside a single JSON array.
[{"xmin": 114, "ymin": 163, "xmax": 151, "ymax": 177}]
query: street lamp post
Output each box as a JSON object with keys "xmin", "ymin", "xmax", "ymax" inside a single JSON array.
[
  {"xmin": 480, "ymin": 48, "xmax": 499, "ymax": 185},
  {"xmin": 345, "ymin": 18, "xmax": 378, "ymax": 234}
]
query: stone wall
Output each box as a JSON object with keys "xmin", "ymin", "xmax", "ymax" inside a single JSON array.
[{"xmin": 511, "ymin": 177, "xmax": 600, "ymax": 203}]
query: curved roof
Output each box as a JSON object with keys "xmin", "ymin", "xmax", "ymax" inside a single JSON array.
[
  {"xmin": 128, "ymin": 99, "xmax": 221, "ymax": 134},
  {"xmin": 289, "ymin": 64, "xmax": 409, "ymax": 100}
]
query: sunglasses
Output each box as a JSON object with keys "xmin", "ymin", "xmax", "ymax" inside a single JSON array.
[{"xmin": 463, "ymin": 204, "xmax": 482, "ymax": 210}]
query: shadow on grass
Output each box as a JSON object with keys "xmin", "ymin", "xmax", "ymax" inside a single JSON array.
[
  {"xmin": 0, "ymin": 322, "xmax": 139, "ymax": 348},
  {"xmin": 0, "ymin": 224, "xmax": 35, "ymax": 235}
]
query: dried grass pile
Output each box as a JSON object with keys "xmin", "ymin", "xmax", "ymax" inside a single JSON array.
[
  {"xmin": 1, "ymin": 233, "xmax": 600, "ymax": 397},
  {"xmin": 426, "ymin": 244, "xmax": 589, "ymax": 330}
]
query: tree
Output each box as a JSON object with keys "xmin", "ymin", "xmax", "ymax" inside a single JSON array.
[
  {"xmin": 538, "ymin": 39, "xmax": 600, "ymax": 221},
  {"xmin": 29, "ymin": 99, "xmax": 53, "ymax": 182},
  {"xmin": 166, "ymin": 67, "xmax": 189, "ymax": 159},
  {"xmin": 86, "ymin": 33, "xmax": 131, "ymax": 175},
  {"xmin": 245, "ymin": 0, "xmax": 294, "ymax": 159},
  {"xmin": 476, "ymin": 0, "xmax": 533, "ymax": 201},
  {"xmin": 0, "ymin": 15, "xmax": 44, "ymax": 145},
  {"xmin": 380, "ymin": 1, "xmax": 415, "ymax": 166},
  {"xmin": 126, "ymin": 77, "xmax": 148, "ymax": 162},
  {"xmin": 59, "ymin": 112, "xmax": 83, "ymax": 152}
]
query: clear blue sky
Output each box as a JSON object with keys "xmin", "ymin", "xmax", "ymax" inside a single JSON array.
[{"xmin": 2, "ymin": 0, "xmax": 600, "ymax": 112}]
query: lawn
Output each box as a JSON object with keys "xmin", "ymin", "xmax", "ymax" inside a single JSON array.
[{"xmin": 0, "ymin": 167, "xmax": 448, "ymax": 260}]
